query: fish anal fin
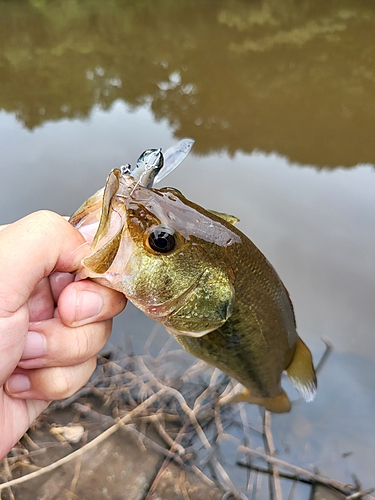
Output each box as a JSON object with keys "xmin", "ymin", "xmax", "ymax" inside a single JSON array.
[
  {"xmin": 207, "ymin": 209, "xmax": 240, "ymax": 226},
  {"xmin": 230, "ymin": 387, "xmax": 291, "ymax": 413},
  {"xmin": 82, "ymin": 229, "xmax": 122, "ymax": 274},
  {"xmin": 286, "ymin": 337, "xmax": 317, "ymax": 403}
]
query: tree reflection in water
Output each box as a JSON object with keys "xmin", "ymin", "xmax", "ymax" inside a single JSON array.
[{"xmin": 1, "ymin": 0, "xmax": 375, "ymax": 167}]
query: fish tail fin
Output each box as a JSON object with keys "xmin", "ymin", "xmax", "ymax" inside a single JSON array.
[
  {"xmin": 230, "ymin": 387, "xmax": 291, "ymax": 413},
  {"xmin": 286, "ymin": 337, "xmax": 317, "ymax": 402}
]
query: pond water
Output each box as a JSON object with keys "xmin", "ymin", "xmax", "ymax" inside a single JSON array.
[{"xmin": 1, "ymin": 0, "xmax": 375, "ymax": 494}]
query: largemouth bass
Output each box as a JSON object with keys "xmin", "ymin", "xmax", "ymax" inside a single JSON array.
[{"xmin": 70, "ymin": 147, "xmax": 317, "ymax": 413}]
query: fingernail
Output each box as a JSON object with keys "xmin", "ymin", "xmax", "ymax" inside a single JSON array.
[
  {"xmin": 22, "ymin": 331, "xmax": 46, "ymax": 359},
  {"xmin": 75, "ymin": 290, "xmax": 104, "ymax": 322},
  {"xmin": 6, "ymin": 374, "xmax": 31, "ymax": 394}
]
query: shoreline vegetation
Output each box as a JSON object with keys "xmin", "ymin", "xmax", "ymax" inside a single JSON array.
[{"xmin": 1, "ymin": 338, "xmax": 373, "ymax": 500}]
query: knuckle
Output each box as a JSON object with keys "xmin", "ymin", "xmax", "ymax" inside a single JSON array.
[
  {"xmin": 40, "ymin": 358, "xmax": 96, "ymax": 401},
  {"xmin": 34, "ymin": 210, "xmax": 61, "ymax": 225},
  {"xmin": 101, "ymin": 319, "xmax": 113, "ymax": 340},
  {"xmin": 75, "ymin": 321, "xmax": 111, "ymax": 360},
  {"xmin": 32, "ymin": 210, "xmax": 63, "ymax": 234},
  {"xmin": 73, "ymin": 325, "xmax": 92, "ymax": 361},
  {"xmin": 50, "ymin": 367, "xmax": 74, "ymax": 399}
]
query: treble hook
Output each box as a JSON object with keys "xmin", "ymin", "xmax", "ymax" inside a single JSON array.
[{"xmin": 129, "ymin": 148, "xmax": 164, "ymax": 195}]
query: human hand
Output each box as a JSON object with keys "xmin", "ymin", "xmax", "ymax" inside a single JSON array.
[{"xmin": 0, "ymin": 211, "xmax": 126, "ymax": 459}]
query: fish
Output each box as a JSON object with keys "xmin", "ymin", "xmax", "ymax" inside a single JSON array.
[{"xmin": 70, "ymin": 145, "xmax": 317, "ymax": 413}]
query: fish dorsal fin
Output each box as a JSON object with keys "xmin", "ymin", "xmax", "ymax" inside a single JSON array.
[
  {"xmin": 69, "ymin": 188, "xmax": 104, "ymax": 228},
  {"xmin": 92, "ymin": 169, "xmax": 122, "ymax": 248},
  {"xmin": 286, "ymin": 337, "xmax": 317, "ymax": 402},
  {"xmin": 82, "ymin": 169, "xmax": 127, "ymax": 275},
  {"xmin": 208, "ymin": 209, "xmax": 240, "ymax": 226}
]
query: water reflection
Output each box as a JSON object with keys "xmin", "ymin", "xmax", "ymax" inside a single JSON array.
[
  {"xmin": 1, "ymin": 101, "xmax": 375, "ymax": 490},
  {"xmin": 1, "ymin": 0, "xmax": 375, "ymax": 166}
]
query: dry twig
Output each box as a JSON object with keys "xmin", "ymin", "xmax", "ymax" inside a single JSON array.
[{"xmin": 238, "ymin": 445, "xmax": 375, "ymax": 499}]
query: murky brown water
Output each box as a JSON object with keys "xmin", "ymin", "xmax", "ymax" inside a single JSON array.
[{"xmin": 1, "ymin": 0, "xmax": 375, "ymax": 494}]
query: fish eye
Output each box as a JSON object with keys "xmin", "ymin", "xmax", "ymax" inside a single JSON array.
[{"xmin": 147, "ymin": 227, "xmax": 176, "ymax": 254}]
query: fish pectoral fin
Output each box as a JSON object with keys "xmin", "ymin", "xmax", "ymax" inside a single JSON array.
[
  {"xmin": 229, "ymin": 387, "xmax": 291, "ymax": 413},
  {"xmin": 207, "ymin": 209, "xmax": 240, "ymax": 226},
  {"xmin": 286, "ymin": 337, "xmax": 317, "ymax": 402}
]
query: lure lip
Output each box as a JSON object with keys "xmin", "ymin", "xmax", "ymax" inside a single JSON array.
[{"xmin": 154, "ymin": 138, "xmax": 195, "ymax": 184}]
